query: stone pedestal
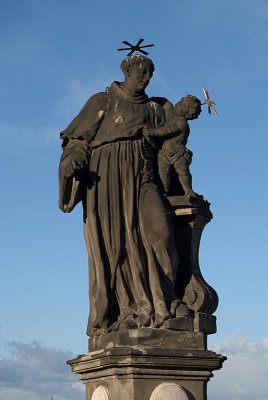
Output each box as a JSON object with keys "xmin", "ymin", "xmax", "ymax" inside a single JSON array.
[
  {"xmin": 68, "ymin": 198, "xmax": 226, "ymax": 399},
  {"xmin": 169, "ymin": 196, "xmax": 218, "ymax": 316},
  {"xmin": 68, "ymin": 342, "xmax": 225, "ymax": 400}
]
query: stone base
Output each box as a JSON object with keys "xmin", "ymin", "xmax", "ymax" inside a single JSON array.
[
  {"xmin": 89, "ymin": 313, "xmax": 216, "ymax": 352},
  {"xmin": 68, "ymin": 346, "xmax": 226, "ymax": 400},
  {"xmin": 162, "ymin": 316, "xmax": 193, "ymax": 331},
  {"xmin": 194, "ymin": 313, "xmax": 216, "ymax": 334},
  {"xmin": 89, "ymin": 328, "xmax": 207, "ymax": 352}
]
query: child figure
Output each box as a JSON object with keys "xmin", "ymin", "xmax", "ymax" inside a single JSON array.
[{"xmin": 144, "ymin": 95, "xmax": 202, "ymax": 196}]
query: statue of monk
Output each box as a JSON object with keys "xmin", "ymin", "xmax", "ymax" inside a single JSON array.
[{"xmin": 59, "ymin": 55, "xmax": 192, "ymax": 337}]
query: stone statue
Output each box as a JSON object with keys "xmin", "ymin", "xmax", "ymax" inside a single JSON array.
[
  {"xmin": 59, "ymin": 54, "xmax": 195, "ymax": 338},
  {"xmin": 60, "ymin": 47, "xmax": 226, "ymax": 400},
  {"xmin": 147, "ymin": 95, "xmax": 202, "ymax": 197}
]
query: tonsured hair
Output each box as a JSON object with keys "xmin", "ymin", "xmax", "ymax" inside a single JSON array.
[{"xmin": 120, "ymin": 55, "xmax": 155, "ymax": 75}]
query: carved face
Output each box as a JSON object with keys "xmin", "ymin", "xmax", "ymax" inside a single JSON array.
[{"xmin": 125, "ymin": 63, "xmax": 153, "ymax": 92}]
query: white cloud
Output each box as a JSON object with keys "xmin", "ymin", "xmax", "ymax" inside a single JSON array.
[
  {"xmin": 0, "ymin": 341, "xmax": 85, "ymax": 400},
  {"xmin": 209, "ymin": 334, "xmax": 268, "ymax": 400},
  {"xmin": 0, "ymin": 386, "xmax": 41, "ymax": 400},
  {"xmin": 1, "ymin": 335, "xmax": 268, "ymax": 400}
]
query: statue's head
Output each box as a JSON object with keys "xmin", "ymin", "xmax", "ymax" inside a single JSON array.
[
  {"xmin": 174, "ymin": 95, "xmax": 202, "ymax": 120},
  {"xmin": 120, "ymin": 55, "xmax": 155, "ymax": 92}
]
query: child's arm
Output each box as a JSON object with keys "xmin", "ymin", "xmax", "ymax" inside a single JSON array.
[
  {"xmin": 143, "ymin": 123, "xmax": 172, "ymax": 138},
  {"xmin": 143, "ymin": 99, "xmax": 182, "ymax": 138}
]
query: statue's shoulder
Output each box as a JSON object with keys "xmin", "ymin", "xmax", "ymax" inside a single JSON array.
[
  {"xmin": 150, "ymin": 97, "xmax": 175, "ymax": 119},
  {"xmin": 150, "ymin": 96, "xmax": 174, "ymax": 112},
  {"xmin": 150, "ymin": 96, "xmax": 171, "ymax": 107},
  {"xmin": 60, "ymin": 91, "xmax": 108, "ymax": 141},
  {"xmin": 82, "ymin": 91, "xmax": 108, "ymax": 107},
  {"xmin": 74, "ymin": 91, "xmax": 108, "ymax": 118},
  {"xmin": 90, "ymin": 91, "xmax": 107, "ymax": 100},
  {"xmin": 150, "ymin": 97, "xmax": 173, "ymax": 107}
]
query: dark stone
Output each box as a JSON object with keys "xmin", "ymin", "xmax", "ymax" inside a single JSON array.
[
  {"xmin": 171, "ymin": 201, "xmax": 219, "ymax": 316},
  {"xmin": 59, "ymin": 96, "xmax": 218, "ymax": 336},
  {"xmin": 194, "ymin": 313, "xmax": 217, "ymax": 334},
  {"xmin": 59, "ymin": 51, "xmax": 226, "ymax": 399},
  {"xmin": 162, "ymin": 316, "xmax": 194, "ymax": 331},
  {"xmin": 89, "ymin": 328, "xmax": 207, "ymax": 352},
  {"xmin": 59, "ymin": 56, "xmax": 189, "ymax": 336}
]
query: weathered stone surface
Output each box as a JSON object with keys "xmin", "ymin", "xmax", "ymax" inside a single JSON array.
[
  {"xmin": 67, "ymin": 347, "xmax": 226, "ymax": 400},
  {"xmin": 59, "ymin": 49, "xmax": 226, "ymax": 399},
  {"xmin": 171, "ymin": 200, "xmax": 219, "ymax": 316},
  {"xmin": 194, "ymin": 313, "xmax": 216, "ymax": 334},
  {"xmin": 162, "ymin": 316, "xmax": 193, "ymax": 331},
  {"xmin": 150, "ymin": 383, "xmax": 190, "ymax": 400},
  {"xmin": 89, "ymin": 328, "xmax": 206, "ymax": 352},
  {"xmin": 91, "ymin": 386, "xmax": 109, "ymax": 400},
  {"xmin": 59, "ymin": 54, "xmax": 219, "ymax": 338}
]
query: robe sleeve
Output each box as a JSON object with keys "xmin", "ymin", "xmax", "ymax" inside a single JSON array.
[
  {"xmin": 59, "ymin": 91, "xmax": 108, "ymax": 213},
  {"xmin": 60, "ymin": 91, "xmax": 108, "ymax": 146},
  {"xmin": 58, "ymin": 139, "xmax": 89, "ymax": 213}
]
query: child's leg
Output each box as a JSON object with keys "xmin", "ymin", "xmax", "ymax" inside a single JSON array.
[
  {"xmin": 174, "ymin": 157, "xmax": 196, "ymax": 197},
  {"xmin": 158, "ymin": 152, "xmax": 172, "ymax": 194}
]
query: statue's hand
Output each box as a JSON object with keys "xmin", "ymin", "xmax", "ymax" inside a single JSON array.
[
  {"xmin": 143, "ymin": 125, "xmax": 171, "ymax": 138},
  {"xmin": 63, "ymin": 151, "xmax": 88, "ymax": 178},
  {"xmin": 61, "ymin": 140, "xmax": 89, "ymax": 179},
  {"xmin": 142, "ymin": 126, "xmax": 154, "ymax": 137}
]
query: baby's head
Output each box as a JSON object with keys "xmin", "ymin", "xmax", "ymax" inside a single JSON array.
[{"xmin": 174, "ymin": 95, "xmax": 202, "ymax": 120}]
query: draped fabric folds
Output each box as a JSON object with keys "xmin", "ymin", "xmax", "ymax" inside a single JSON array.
[{"xmin": 59, "ymin": 82, "xmax": 179, "ymax": 336}]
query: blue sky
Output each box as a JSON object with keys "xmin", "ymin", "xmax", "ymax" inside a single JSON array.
[{"xmin": 0, "ymin": 1, "xmax": 268, "ymax": 399}]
